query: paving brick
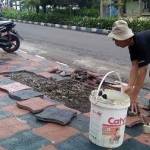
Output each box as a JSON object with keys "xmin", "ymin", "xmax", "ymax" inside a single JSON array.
[
  {"xmin": 41, "ymin": 144, "xmax": 57, "ymax": 150},
  {"xmin": 0, "ymin": 60, "xmax": 7, "ymax": 65},
  {"xmin": 144, "ymin": 93, "xmax": 150, "ymax": 99},
  {"xmin": 59, "ymin": 70, "xmax": 72, "ymax": 77},
  {"xmin": 83, "ymin": 112, "xmax": 90, "ymax": 117},
  {"xmin": 35, "ymin": 107, "xmax": 77, "ymax": 125},
  {"xmin": 0, "ymin": 82, "xmax": 31, "ymax": 93},
  {"xmin": 0, "ymin": 110, "xmax": 12, "ymax": 120},
  {"xmin": 51, "ymin": 74, "xmax": 70, "ymax": 81},
  {"xmin": 0, "ymin": 78, "xmax": 15, "ymax": 85},
  {"xmin": 16, "ymin": 97, "xmax": 55, "ymax": 113},
  {"xmin": 70, "ymin": 114, "xmax": 90, "ymax": 132},
  {"xmin": 9, "ymin": 89, "xmax": 43, "ymax": 101},
  {"xmin": 126, "ymin": 116, "xmax": 143, "ymax": 128},
  {"xmin": 0, "ymin": 130, "xmax": 50, "ymax": 150},
  {"xmin": 140, "ymin": 107, "xmax": 150, "ymax": 116},
  {"xmin": 33, "ymin": 123, "xmax": 79, "ymax": 144},
  {"xmin": 8, "ymin": 65, "xmax": 23, "ymax": 73},
  {"xmin": 0, "ymin": 146, "xmax": 6, "ymax": 150},
  {"xmin": 0, "ymin": 91, "xmax": 7, "ymax": 98},
  {"xmin": 38, "ymin": 72, "xmax": 53, "ymax": 78},
  {"xmin": 56, "ymin": 134, "xmax": 102, "ymax": 150},
  {"xmin": 48, "ymin": 67, "xmax": 58, "ymax": 73},
  {"xmin": 135, "ymin": 134, "xmax": 150, "ymax": 146},
  {"xmin": 125, "ymin": 125, "xmax": 143, "ymax": 137},
  {"xmin": 56, "ymin": 104, "xmax": 81, "ymax": 114},
  {"xmin": 19, "ymin": 114, "xmax": 46, "ymax": 128},
  {"xmin": 142, "ymin": 116, "xmax": 150, "ymax": 125},
  {"xmin": 0, "ymin": 95, "xmax": 15, "ymax": 108},
  {"xmin": 2, "ymin": 104, "xmax": 29, "ymax": 116},
  {"xmin": 116, "ymin": 138, "xmax": 150, "ymax": 150},
  {"xmin": 0, "ymin": 117, "xmax": 30, "ymax": 139}
]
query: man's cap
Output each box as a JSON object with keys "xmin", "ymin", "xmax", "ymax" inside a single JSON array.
[{"xmin": 108, "ymin": 20, "xmax": 134, "ymax": 41}]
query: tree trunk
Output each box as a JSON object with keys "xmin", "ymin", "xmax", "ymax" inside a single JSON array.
[
  {"xmin": 100, "ymin": 0, "xmax": 103, "ymax": 17},
  {"xmin": 36, "ymin": 5, "xmax": 39, "ymax": 13},
  {"xmin": 15, "ymin": 0, "xmax": 17, "ymax": 10},
  {"xmin": 42, "ymin": 5, "xmax": 47, "ymax": 13},
  {"xmin": 123, "ymin": 0, "xmax": 127, "ymax": 14},
  {"xmin": 139, "ymin": 0, "xmax": 142, "ymax": 15}
]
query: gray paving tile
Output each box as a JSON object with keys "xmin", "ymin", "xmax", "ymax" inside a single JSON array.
[
  {"xmin": 0, "ymin": 78, "xmax": 15, "ymax": 85},
  {"xmin": 57, "ymin": 134, "xmax": 105, "ymax": 150},
  {"xmin": 0, "ymin": 95, "xmax": 15, "ymax": 108},
  {"xmin": 0, "ymin": 110, "xmax": 12, "ymax": 119},
  {"xmin": 51, "ymin": 74, "xmax": 70, "ymax": 81},
  {"xmin": 9, "ymin": 89, "xmax": 43, "ymax": 101},
  {"xmin": 125, "ymin": 125, "xmax": 143, "ymax": 137},
  {"xmin": 0, "ymin": 130, "xmax": 50, "ymax": 150},
  {"xmin": 19, "ymin": 113, "xmax": 46, "ymax": 128},
  {"xmin": 70, "ymin": 114, "xmax": 90, "ymax": 132},
  {"xmin": 35, "ymin": 107, "xmax": 77, "ymax": 125},
  {"xmin": 116, "ymin": 138, "xmax": 150, "ymax": 150}
]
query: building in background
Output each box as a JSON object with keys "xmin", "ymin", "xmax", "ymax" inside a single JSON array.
[{"xmin": 100, "ymin": 0, "xmax": 150, "ymax": 17}]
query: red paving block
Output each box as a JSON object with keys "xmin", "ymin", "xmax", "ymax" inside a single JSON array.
[
  {"xmin": 0, "ymin": 147, "xmax": 6, "ymax": 150},
  {"xmin": 135, "ymin": 134, "xmax": 150, "ymax": 146},
  {"xmin": 56, "ymin": 104, "xmax": 81, "ymax": 114},
  {"xmin": 2, "ymin": 104, "xmax": 29, "ymax": 116},
  {"xmin": 83, "ymin": 112, "xmax": 90, "ymax": 117},
  {"xmin": 47, "ymin": 67, "xmax": 59, "ymax": 73},
  {"xmin": 0, "ymin": 65, "xmax": 11, "ymax": 74},
  {"xmin": 8, "ymin": 60, "xmax": 21, "ymax": 65},
  {"xmin": 126, "ymin": 116, "xmax": 143, "ymax": 128},
  {"xmin": 0, "ymin": 82, "xmax": 31, "ymax": 93},
  {"xmin": 33, "ymin": 123, "xmax": 79, "ymax": 144},
  {"xmin": 42, "ymin": 145, "xmax": 57, "ymax": 150},
  {"xmin": 38, "ymin": 72, "xmax": 53, "ymax": 78},
  {"xmin": 17, "ymin": 97, "xmax": 56, "ymax": 113},
  {"xmin": 140, "ymin": 107, "xmax": 150, "ymax": 116},
  {"xmin": 142, "ymin": 116, "xmax": 150, "ymax": 125},
  {"xmin": 0, "ymin": 117, "xmax": 30, "ymax": 139},
  {"xmin": 144, "ymin": 93, "xmax": 150, "ymax": 99},
  {"xmin": 0, "ymin": 90, "xmax": 7, "ymax": 98}
]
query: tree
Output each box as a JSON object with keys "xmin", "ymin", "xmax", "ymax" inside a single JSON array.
[{"xmin": 21, "ymin": 0, "xmax": 40, "ymax": 12}]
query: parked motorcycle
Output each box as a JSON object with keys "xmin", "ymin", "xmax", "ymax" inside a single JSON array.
[{"xmin": 0, "ymin": 20, "xmax": 22, "ymax": 53}]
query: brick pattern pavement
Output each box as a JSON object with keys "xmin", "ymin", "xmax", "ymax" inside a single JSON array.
[{"xmin": 0, "ymin": 51, "xmax": 149, "ymax": 150}]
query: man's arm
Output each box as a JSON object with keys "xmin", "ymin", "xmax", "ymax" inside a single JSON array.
[
  {"xmin": 130, "ymin": 65, "xmax": 148, "ymax": 102},
  {"xmin": 125, "ymin": 61, "xmax": 147, "ymax": 113},
  {"xmin": 128, "ymin": 60, "xmax": 139, "ymax": 88}
]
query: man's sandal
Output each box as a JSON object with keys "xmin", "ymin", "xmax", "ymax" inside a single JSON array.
[{"xmin": 127, "ymin": 105, "xmax": 140, "ymax": 116}]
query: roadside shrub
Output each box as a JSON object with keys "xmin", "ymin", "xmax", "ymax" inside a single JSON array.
[{"xmin": 2, "ymin": 8, "xmax": 150, "ymax": 32}]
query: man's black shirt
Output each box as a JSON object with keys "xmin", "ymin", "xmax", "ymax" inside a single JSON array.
[{"xmin": 129, "ymin": 30, "xmax": 150, "ymax": 67}]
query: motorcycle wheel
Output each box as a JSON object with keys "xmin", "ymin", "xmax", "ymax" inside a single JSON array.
[{"xmin": 2, "ymin": 34, "xmax": 20, "ymax": 53}]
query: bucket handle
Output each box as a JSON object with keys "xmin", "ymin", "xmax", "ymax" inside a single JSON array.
[{"xmin": 96, "ymin": 71, "xmax": 123, "ymax": 100}]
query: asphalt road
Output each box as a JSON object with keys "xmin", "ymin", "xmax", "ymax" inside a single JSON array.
[{"xmin": 16, "ymin": 22, "xmax": 133, "ymax": 80}]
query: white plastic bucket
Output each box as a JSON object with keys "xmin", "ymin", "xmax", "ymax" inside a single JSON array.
[{"xmin": 89, "ymin": 71, "xmax": 130, "ymax": 148}]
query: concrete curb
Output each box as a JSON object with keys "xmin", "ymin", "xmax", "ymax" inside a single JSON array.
[{"xmin": 11, "ymin": 19, "xmax": 110, "ymax": 35}]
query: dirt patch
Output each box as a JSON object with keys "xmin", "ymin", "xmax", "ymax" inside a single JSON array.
[{"xmin": 7, "ymin": 71, "xmax": 95, "ymax": 113}]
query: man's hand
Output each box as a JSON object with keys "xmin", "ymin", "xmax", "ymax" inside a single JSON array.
[
  {"xmin": 123, "ymin": 85, "xmax": 139, "ymax": 115},
  {"xmin": 123, "ymin": 86, "xmax": 133, "ymax": 96}
]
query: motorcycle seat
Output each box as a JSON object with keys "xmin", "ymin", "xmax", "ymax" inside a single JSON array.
[{"xmin": 0, "ymin": 21, "xmax": 13, "ymax": 26}]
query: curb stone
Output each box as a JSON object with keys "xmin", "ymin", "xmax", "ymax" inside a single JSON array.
[{"xmin": 12, "ymin": 19, "xmax": 110, "ymax": 35}]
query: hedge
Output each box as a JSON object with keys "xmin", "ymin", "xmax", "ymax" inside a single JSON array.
[{"xmin": 2, "ymin": 8, "xmax": 150, "ymax": 32}]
